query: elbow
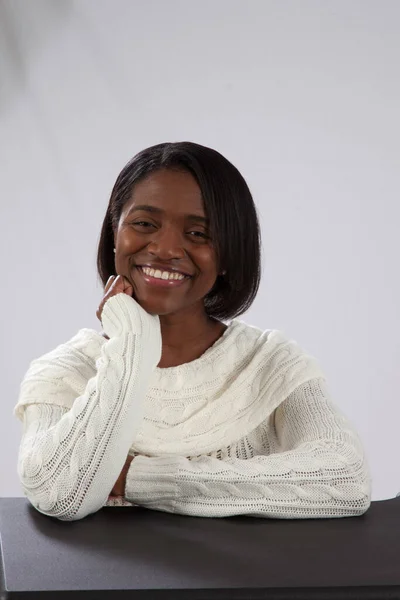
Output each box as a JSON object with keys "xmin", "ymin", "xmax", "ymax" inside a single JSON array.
[
  {"xmin": 51, "ymin": 509, "xmax": 96, "ymax": 523},
  {"xmin": 19, "ymin": 472, "xmax": 104, "ymax": 522},
  {"xmin": 23, "ymin": 490, "xmax": 102, "ymax": 522},
  {"xmin": 17, "ymin": 463, "xmax": 75, "ymax": 521},
  {"xmin": 41, "ymin": 503, "xmax": 92, "ymax": 522},
  {"xmin": 18, "ymin": 459, "xmax": 112, "ymax": 521},
  {"xmin": 332, "ymin": 443, "xmax": 372, "ymax": 517},
  {"xmin": 18, "ymin": 454, "xmax": 105, "ymax": 522},
  {"xmin": 342, "ymin": 482, "xmax": 371, "ymax": 517},
  {"xmin": 344, "ymin": 467, "xmax": 371, "ymax": 517}
]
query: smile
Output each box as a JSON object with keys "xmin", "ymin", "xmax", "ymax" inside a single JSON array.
[{"xmin": 136, "ymin": 266, "xmax": 191, "ymax": 288}]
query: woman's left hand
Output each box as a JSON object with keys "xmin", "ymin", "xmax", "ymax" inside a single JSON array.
[{"xmin": 110, "ymin": 455, "xmax": 134, "ymax": 496}]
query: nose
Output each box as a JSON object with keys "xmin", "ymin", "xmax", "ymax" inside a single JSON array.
[{"xmin": 147, "ymin": 225, "xmax": 186, "ymax": 260}]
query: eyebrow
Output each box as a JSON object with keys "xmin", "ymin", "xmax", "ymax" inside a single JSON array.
[{"xmin": 127, "ymin": 204, "xmax": 209, "ymax": 224}]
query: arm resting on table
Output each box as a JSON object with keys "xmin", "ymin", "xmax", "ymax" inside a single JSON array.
[
  {"xmin": 125, "ymin": 378, "xmax": 371, "ymax": 519},
  {"xmin": 16, "ymin": 294, "xmax": 161, "ymax": 521}
]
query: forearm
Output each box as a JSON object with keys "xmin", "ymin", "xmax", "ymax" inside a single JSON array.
[
  {"xmin": 125, "ymin": 441, "xmax": 370, "ymax": 518},
  {"xmin": 18, "ymin": 294, "xmax": 161, "ymax": 521},
  {"xmin": 125, "ymin": 379, "xmax": 371, "ymax": 518}
]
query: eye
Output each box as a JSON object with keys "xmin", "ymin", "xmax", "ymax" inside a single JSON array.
[
  {"xmin": 132, "ymin": 221, "xmax": 154, "ymax": 228},
  {"xmin": 189, "ymin": 231, "xmax": 208, "ymax": 239},
  {"xmin": 131, "ymin": 222, "xmax": 209, "ymax": 240}
]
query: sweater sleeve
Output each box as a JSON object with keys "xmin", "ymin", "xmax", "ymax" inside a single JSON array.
[
  {"xmin": 124, "ymin": 378, "xmax": 371, "ymax": 519},
  {"xmin": 16, "ymin": 293, "xmax": 161, "ymax": 521}
]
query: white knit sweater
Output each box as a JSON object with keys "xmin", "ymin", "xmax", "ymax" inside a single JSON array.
[{"xmin": 14, "ymin": 293, "xmax": 371, "ymax": 521}]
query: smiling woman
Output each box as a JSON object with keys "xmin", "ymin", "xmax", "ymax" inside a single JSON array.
[
  {"xmin": 14, "ymin": 142, "xmax": 371, "ymax": 521},
  {"xmin": 98, "ymin": 142, "xmax": 261, "ymax": 323},
  {"xmin": 113, "ymin": 169, "xmax": 223, "ymax": 324}
]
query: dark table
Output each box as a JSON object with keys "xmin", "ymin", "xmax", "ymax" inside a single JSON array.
[{"xmin": 1, "ymin": 497, "xmax": 399, "ymax": 599}]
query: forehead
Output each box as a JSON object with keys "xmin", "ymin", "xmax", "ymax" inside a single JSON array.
[{"xmin": 127, "ymin": 169, "xmax": 204, "ymax": 214}]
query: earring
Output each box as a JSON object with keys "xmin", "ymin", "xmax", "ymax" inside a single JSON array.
[
  {"xmin": 221, "ymin": 270, "xmax": 227, "ymax": 276},
  {"xmin": 113, "ymin": 248, "xmax": 116, "ymax": 254}
]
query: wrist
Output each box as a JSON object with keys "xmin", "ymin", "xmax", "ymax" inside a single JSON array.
[{"xmin": 112, "ymin": 455, "xmax": 134, "ymax": 497}]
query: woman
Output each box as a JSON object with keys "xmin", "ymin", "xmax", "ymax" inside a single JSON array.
[{"xmin": 14, "ymin": 142, "xmax": 371, "ymax": 521}]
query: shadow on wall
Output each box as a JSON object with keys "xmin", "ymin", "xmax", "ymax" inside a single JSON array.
[{"xmin": 0, "ymin": 0, "xmax": 71, "ymax": 113}]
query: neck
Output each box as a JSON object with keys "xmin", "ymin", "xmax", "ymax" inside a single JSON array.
[{"xmin": 158, "ymin": 304, "xmax": 218, "ymax": 352}]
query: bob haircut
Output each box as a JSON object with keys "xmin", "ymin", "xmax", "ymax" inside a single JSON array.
[{"xmin": 97, "ymin": 141, "xmax": 262, "ymax": 321}]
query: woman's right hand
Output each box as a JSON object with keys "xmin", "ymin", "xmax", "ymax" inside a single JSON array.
[{"xmin": 96, "ymin": 275, "xmax": 134, "ymax": 326}]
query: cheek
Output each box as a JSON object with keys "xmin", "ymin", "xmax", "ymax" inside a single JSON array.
[
  {"xmin": 205, "ymin": 260, "xmax": 219, "ymax": 280},
  {"xmin": 116, "ymin": 228, "xmax": 138, "ymax": 253},
  {"xmin": 197, "ymin": 245, "xmax": 217, "ymax": 268}
]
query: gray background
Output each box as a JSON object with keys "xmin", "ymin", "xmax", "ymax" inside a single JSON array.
[{"xmin": 1, "ymin": 0, "xmax": 399, "ymax": 500}]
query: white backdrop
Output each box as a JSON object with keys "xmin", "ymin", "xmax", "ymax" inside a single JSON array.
[{"xmin": 1, "ymin": 0, "xmax": 399, "ymax": 500}]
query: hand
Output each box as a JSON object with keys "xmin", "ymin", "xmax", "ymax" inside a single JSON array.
[
  {"xmin": 96, "ymin": 274, "xmax": 134, "ymax": 325},
  {"xmin": 110, "ymin": 455, "xmax": 134, "ymax": 497}
]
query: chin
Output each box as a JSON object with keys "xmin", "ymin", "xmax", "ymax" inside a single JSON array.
[{"xmin": 135, "ymin": 297, "xmax": 181, "ymax": 317}]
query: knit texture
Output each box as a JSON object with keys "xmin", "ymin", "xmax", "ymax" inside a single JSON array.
[{"xmin": 15, "ymin": 293, "xmax": 371, "ymax": 520}]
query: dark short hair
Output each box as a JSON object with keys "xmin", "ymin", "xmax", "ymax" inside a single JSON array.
[{"xmin": 97, "ymin": 141, "xmax": 262, "ymax": 320}]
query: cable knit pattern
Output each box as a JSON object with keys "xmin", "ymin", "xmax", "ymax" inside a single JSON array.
[
  {"xmin": 15, "ymin": 293, "xmax": 162, "ymax": 520},
  {"xmin": 125, "ymin": 378, "xmax": 370, "ymax": 517},
  {"xmin": 133, "ymin": 328, "xmax": 324, "ymax": 456},
  {"xmin": 14, "ymin": 297, "xmax": 371, "ymax": 520}
]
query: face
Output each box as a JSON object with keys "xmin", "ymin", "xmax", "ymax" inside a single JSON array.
[{"xmin": 113, "ymin": 169, "xmax": 219, "ymax": 316}]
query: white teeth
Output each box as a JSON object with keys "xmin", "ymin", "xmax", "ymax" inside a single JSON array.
[{"xmin": 141, "ymin": 267, "xmax": 185, "ymax": 281}]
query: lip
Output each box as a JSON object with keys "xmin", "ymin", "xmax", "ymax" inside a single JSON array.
[
  {"xmin": 136, "ymin": 266, "xmax": 191, "ymax": 288},
  {"xmin": 136, "ymin": 264, "xmax": 193, "ymax": 277}
]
